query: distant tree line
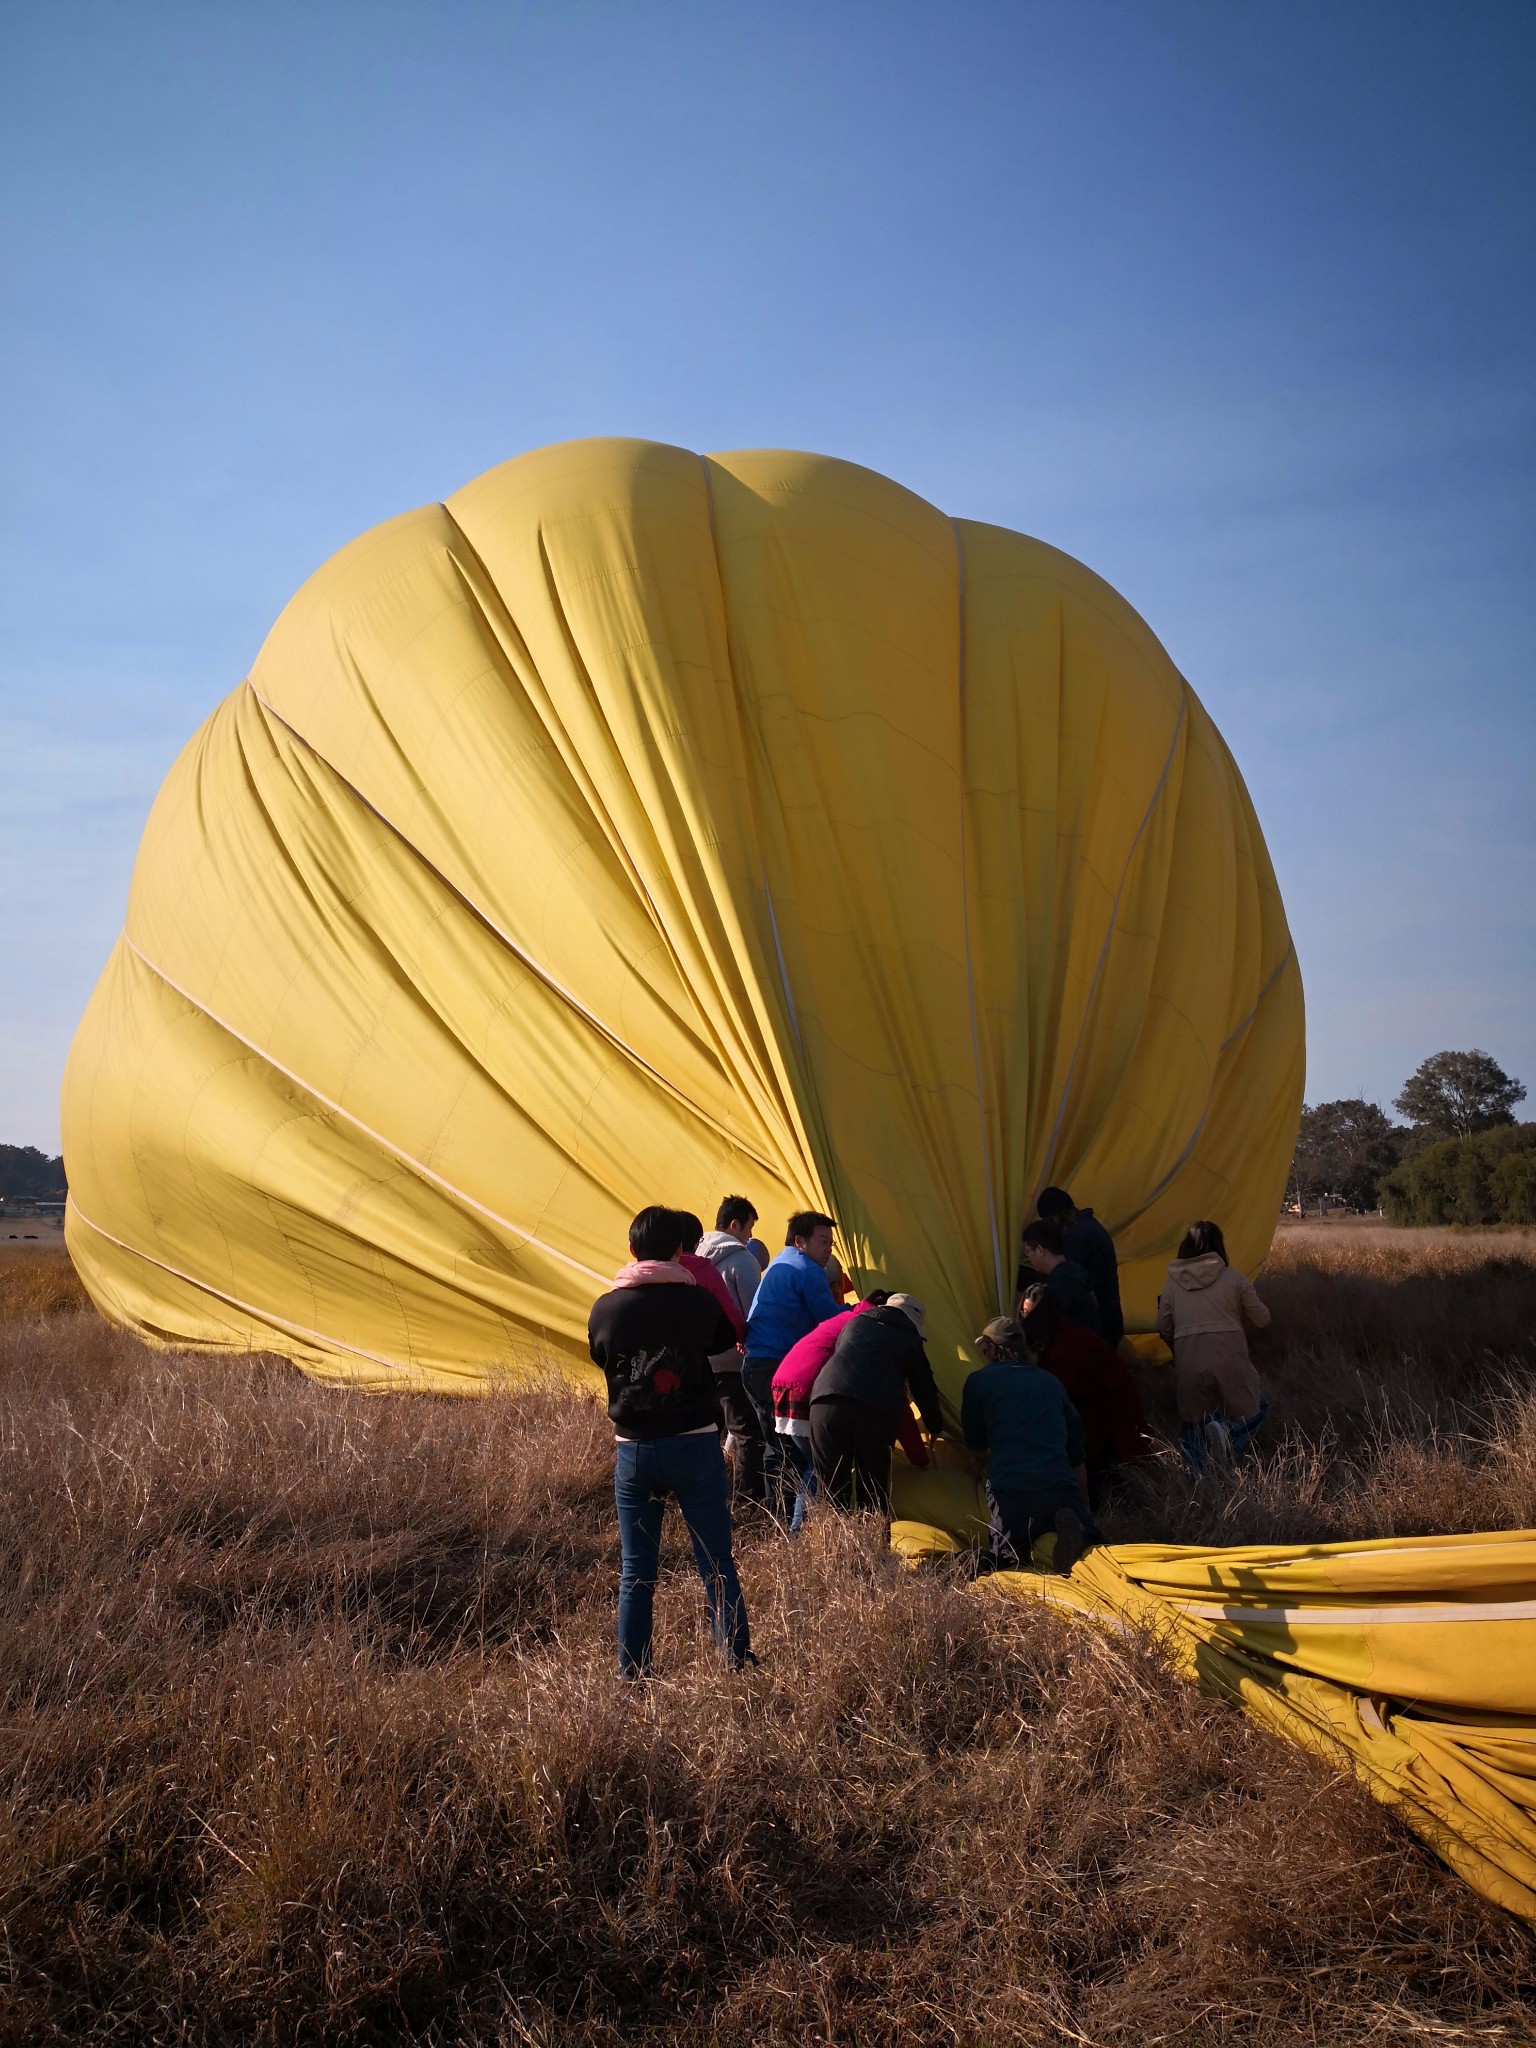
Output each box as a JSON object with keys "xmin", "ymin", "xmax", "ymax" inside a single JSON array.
[
  {"xmin": 1290, "ymin": 1050, "xmax": 1532, "ymax": 1225},
  {"xmin": 0, "ymin": 1145, "xmax": 67, "ymax": 1203}
]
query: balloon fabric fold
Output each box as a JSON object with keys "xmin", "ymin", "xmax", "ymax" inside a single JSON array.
[
  {"xmin": 63, "ymin": 436, "xmax": 1304, "ymax": 1407},
  {"xmin": 987, "ymin": 1531, "xmax": 1536, "ymax": 1924}
]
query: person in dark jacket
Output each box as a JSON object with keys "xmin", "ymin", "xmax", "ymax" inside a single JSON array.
[
  {"xmin": 1019, "ymin": 1283, "xmax": 1151, "ymax": 1495},
  {"xmin": 1036, "ymin": 1186, "xmax": 1124, "ymax": 1346},
  {"xmin": 962, "ymin": 1315, "xmax": 1100, "ymax": 1576},
  {"xmin": 1017, "ymin": 1219, "xmax": 1103, "ymax": 1336},
  {"xmin": 588, "ymin": 1205, "xmax": 752, "ymax": 1678},
  {"xmin": 809, "ymin": 1292, "xmax": 944, "ymax": 1514}
]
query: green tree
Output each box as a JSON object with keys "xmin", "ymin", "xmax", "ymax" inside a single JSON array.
[
  {"xmin": 1394, "ymin": 1050, "xmax": 1525, "ymax": 1144},
  {"xmin": 1290, "ymin": 1098, "xmax": 1404, "ymax": 1212},
  {"xmin": 1380, "ymin": 1122, "xmax": 1536, "ymax": 1225},
  {"xmin": 0, "ymin": 1144, "xmax": 67, "ymax": 1201}
]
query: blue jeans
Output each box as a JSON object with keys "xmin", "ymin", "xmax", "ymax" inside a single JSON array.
[
  {"xmin": 1180, "ymin": 1395, "xmax": 1269, "ymax": 1474},
  {"xmin": 613, "ymin": 1433, "xmax": 751, "ymax": 1678},
  {"xmin": 778, "ymin": 1432, "xmax": 817, "ymax": 1534}
]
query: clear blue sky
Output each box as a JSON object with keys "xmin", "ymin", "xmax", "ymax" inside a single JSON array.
[{"xmin": 3, "ymin": 1, "xmax": 1532, "ymax": 1153}]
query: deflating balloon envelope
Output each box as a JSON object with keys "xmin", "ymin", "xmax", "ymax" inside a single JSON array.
[{"xmin": 62, "ymin": 437, "xmax": 1304, "ymax": 1409}]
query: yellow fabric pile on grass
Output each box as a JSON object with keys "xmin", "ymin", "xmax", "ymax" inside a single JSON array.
[
  {"xmin": 61, "ymin": 437, "xmax": 1301, "ymax": 1402},
  {"xmin": 985, "ymin": 1531, "xmax": 1536, "ymax": 1921}
]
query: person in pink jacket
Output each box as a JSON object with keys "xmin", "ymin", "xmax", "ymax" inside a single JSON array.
[
  {"xmin": 1156, "ymin": 1219, "xmax": 1272, "ymax": 1470},
  {"xmin": 770, "ymin": 1292, "xmax": 930, "ymax": 1530}
]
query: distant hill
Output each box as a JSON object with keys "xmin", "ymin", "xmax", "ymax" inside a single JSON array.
[{"xmin": 0, "ymin": 1145, "xmax": 67, "ymax": 1201}]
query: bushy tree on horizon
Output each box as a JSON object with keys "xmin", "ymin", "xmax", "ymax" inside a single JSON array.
[
  {"xmin": 1290, "ymin": 1098, "xmax": 1404, "ymax": 1211},
  {"xmin": 0, "ymin": 1144, "xmax": 67, "ymax": 1202},
  {"xmin": 1394, "ymin": 1050, "xmax": 1526, "ymax": 1146}
]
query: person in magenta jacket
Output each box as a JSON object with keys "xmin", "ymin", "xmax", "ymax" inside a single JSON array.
[{"xmin": 770, "ymin": 1292, "xmax": 930, "ymax": 1531}]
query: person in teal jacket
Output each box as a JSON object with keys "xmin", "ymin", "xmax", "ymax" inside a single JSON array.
[{"xmin": 962, "ymin": 1315, "xmax": 1100, "ymax": 1576}]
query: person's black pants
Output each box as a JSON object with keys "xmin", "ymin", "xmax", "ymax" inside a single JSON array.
[
  {"xmin": 989, "ymin": 1485, "xmax": 1100, "ymax": 1567},
  {"xmin": 809, "ymin": 1395, "xmax": 894, "ymax": 1514},
  {"xmin": 715, "ymin": 1371, "xmax": 766, "ymax": 1503}
]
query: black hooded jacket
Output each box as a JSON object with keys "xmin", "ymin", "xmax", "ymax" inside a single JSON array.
[
  {"xmin": 809, "ymin": 1304, "xmax": 944, "ymax": 1434},
  {"xmin": 587, "ymin": 1284, "xmax": 736, "ymax": 1440}
]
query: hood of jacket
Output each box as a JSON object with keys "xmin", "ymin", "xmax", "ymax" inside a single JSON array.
[
  {"xmin": 698, "ymin": 1229, "xmax": 754, "ymax": 1269},
  {"xmin": 612, "ymin": 1259, "xmax": 696, "ymax": 1288},
  {"xmin": 1166, "ymin": 1253, "xmax": 1227, "ymax": 1292}
]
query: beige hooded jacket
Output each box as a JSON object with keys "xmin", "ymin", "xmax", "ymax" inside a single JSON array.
[{"xmin": 1156, "ymin": 1254, "xmax": 1271, "ymax": 1421}]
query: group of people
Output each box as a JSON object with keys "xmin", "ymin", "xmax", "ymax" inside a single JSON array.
[{"xmin": 586, "ymin": 1189, "xmax": 1273, "ymax": 1677}]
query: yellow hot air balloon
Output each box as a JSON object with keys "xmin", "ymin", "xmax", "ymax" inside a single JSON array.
[{"xmin": 62, "ymin": 437, "xmax": 1304, "ymax": 1427}]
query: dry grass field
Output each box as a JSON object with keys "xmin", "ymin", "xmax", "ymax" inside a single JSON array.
[{"xmin": 2, "ymin": 1224, "xmax": 1534, "ymax": 2045}]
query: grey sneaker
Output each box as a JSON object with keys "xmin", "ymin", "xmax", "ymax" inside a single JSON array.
[
  {"xmin": 1053, "ymin": 1505, "xmax": 1090, "ymax": 1577},
  {"xmin": 1202, "ymin": 1416, "xmax": 1233, "ymax": 1462}
]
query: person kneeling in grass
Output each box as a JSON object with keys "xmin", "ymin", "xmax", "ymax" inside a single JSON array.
[
  {"xmin": 587, "ymin": 1205, "xmax": 754, "ymax": 1679},
  {"xmin": 962, "ymin": 1315, "xmax": 1100, "ymax": 1577}
]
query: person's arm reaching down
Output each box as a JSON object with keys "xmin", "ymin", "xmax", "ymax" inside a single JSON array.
[
  {"xmin": 905, "ymin": 1339, "xmax": 946, "ymax": 1439},
  {"xmin": 1239, "ymin": 1273, "xmax": 1272, "ymax": 1332}
]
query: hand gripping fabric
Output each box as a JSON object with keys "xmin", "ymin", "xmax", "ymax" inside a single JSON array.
[
  {"xmin": 62, "ymin": 438, "xmax": 1304, "ymax": 1423},
  {"xmin": 988, "ymin": 1531, "xmax": 1536, "ymax": 1921}
]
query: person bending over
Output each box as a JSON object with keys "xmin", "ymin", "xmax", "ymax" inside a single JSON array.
[
  {"xmin": 1156, "ymin": 1219, "xmax": 1271, "ymax": 1471},
  {"xmin": 742, "ymin": 1210, "xmax": 840, "ymax": 1513},
  {"xmin": 1018, "ymin": 1218, "xmax": 1104, "ymax": 1337},
  {"xmin": 1035, "ymin": 1185, "xmax": 1125, "ymax": 1347},
  {"xmin": 588, "ymin": 1205, "xmax": 752, "ymax": 1678},
  {"xmin": 962, "ymin": 1316, "xmax": 1099, "ymax": 1576},
  {"xmin": 809, "ymin": 1292, "xmax": 943, "ymax": 1517}
]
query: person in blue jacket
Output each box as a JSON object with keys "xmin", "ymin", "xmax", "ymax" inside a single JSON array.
[
  {"xmin": 962, "ymin": 1315, "xmax": 1100, "ymax": 1576},
  {"xmin": 742, "ymin": 1210, "xmax": 839, "ymax": 1514}
]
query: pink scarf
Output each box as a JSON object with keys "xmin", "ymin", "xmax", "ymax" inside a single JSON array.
[{"xmin": 612, "ymin": 1259, "xmax": 696, "ymax": 1288}]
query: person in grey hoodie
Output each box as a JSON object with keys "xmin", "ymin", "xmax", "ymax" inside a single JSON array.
[
  {"xmin": 697, "ymin": 1196, "xmax": 763, "ymax": 1325},
  {"xmin": 1156, "ymin": 1219, "xmax": 1271, "ymax": 1469},
  {"xmin": 697, "ymin": 1195, "xmax": 768, "ymax": 1501}
]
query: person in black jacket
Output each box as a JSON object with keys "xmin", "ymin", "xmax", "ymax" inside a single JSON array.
[
  {"xmin": 1036, "ymin": 1186, "xmax": 1124, "ymax": 1346},
  {"xmin": 1018, "ymin": 1219, "xmax": 1104, "ymax": 1338},
  {"xmin": 809, "ymin": 1292, "xmax": 944, "ymax": 1514},
  {"xmin": 588, "ymin": 1205, "xmax": 753, "ymax": 1678}
]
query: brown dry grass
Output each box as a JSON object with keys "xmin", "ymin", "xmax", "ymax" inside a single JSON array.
[{"xmin": 1, "ymin": 1236, "xmax": 1533, "ymax": 2044}]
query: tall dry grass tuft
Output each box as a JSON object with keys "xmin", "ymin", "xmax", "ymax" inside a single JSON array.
[{"xmin": 1, "ymin": 1235, "xmax": 1534, "ymax": 2042}]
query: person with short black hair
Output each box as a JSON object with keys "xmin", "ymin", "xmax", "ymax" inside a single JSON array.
[
  {"xmin": 714, "ymin": 1194, "xmax": 759, "ymax": 1237},
  {"xmin": 809, "ymin": 1293, "xmax": 944, "ymax": 1516},
  {"xmin": 1036, "ymin": 1185, "xmax": 1124, "ymax": 1346},
  {"xmin": 588, "ymin": 1208, "xmax": 752, "ymax": 1677},
  {"xmin": 1018, "ymin": 1218, "xmax": 1104, "ymax": 1336},
  {"xmin": 1157, "ymin": 1219, "xmax": 1271, "ymax": 1470},
  {"xmin": 962, "ymin": 1315, "xmax": 1098, "ymax": 1575},
  {"xmin": 741, "ymin": 1210, "xmax": 840, "ymax": 1511}
]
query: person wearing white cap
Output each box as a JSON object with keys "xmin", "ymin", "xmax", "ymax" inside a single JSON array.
[{"xmin": 807, "ymin": 1292, "xmax": 944, "ymax": 1515}]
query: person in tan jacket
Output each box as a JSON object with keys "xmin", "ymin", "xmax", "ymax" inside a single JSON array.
[{"xmin": 1155, "ymin": 1220, "xmax": 1271, "ymax": 1469}]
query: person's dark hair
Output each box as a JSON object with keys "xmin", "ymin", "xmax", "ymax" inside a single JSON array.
[
  {"xmin": 675, "ymin": 1211, "xmax": 704, "ymax": 1254},
  {"xmin": 1018, "ymin": 1280, "xmax": 1061, "ymax": 1350},
  {"xmin": 629, "ymin": 1205, "xmax": 684, "ymax": 1262},
  {"xmin": 1036, "ymin": 1186, "xmax": 1075, "ymax": 1220},
  {"xmin": 1177, "ymin": 1219, "xmax": 1228, "ymax": 1264},
  {"xmin": 1021, "ymin": 1218, "xmax": 1064, "ymax": 1256},
  {"xmin": 785, "ymin": 1209, "xmax": 836, "ymax": 1246},
  {"xmin": 861, "ymin": 1287, "xmax": 891, "ymax": 1308},
  {"xmin": 715, "ymin": 1194, "xmax": 758, "ymax": 1233}
]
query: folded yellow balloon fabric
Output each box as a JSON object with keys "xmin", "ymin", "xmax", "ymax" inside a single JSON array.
[
  {"xmin": 62, "ymin": 437, "xmax": 1303, "ymax": 1405},
  {"xmin": 987, "ymin": 1531, "xmax": 1536, "ymax": 1921}
]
